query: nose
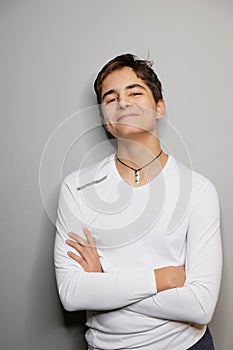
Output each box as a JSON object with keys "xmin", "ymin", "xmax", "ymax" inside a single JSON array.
[{"xmin": 117, "ymin": 94, "xmax": 131, "ymax": 109}]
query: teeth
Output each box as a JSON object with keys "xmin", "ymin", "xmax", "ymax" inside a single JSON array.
[{"xmin": 135, "ymin": 170, "xmax": 140, "ymax": 184}]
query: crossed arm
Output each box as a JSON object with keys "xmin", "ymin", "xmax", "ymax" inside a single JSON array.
[
  {"xmin": 55, "ymin": 176, "xmax": 186, "ymax": 312},
  {"xmin": 54, "ymin": 174, "xmax": 222, "ymax": 325},
  {"xmin": 66, "ymin": 228, "xmax": 186, "ymax": 292},
  {"xmin": 55, "ymin": 225, "xmax": 181, "ymax": 311}
]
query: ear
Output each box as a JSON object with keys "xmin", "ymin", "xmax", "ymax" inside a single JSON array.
[
  {"xmin": 99, "ymin": 113, "xmax": 107, "ymax": 128},
  {"xmin": 103, "ymin": 121, "xmax": 109, "ymax": 131},
  {"xmin": 156, "ymin": 99, "xmax": 165, "ymax": 119}
]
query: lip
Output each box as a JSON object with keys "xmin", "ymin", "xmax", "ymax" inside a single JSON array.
[{"xmin": 116, "ymin": 113, "xmax": 139, "ymax": 122}]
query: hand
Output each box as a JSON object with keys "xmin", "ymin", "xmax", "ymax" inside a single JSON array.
[
  {"xmin": 66, "ymin": 228, "xmax": 103, "ymax": 272},
  {"xmin": 154, "ymin": 266, "xmax": 186, "ymax": 292}
]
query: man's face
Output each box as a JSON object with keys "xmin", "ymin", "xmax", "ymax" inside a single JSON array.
[{"xmin": 101, "ymin": 66, "xmax": 164, "ymax": 139}]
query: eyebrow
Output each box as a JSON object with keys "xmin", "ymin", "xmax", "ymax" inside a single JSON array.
[{"xmin": 102, "ymin": 84, "xmax": 146, "ymax": 101}]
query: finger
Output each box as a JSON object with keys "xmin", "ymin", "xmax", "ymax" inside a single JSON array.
[
  {"xmin": 66, "ymin": 239, "xmax": 95, "ymax": 263},
  {"xmin": 68, "ymin": 231, "xmax": 88, "ymax": 246},
  {"xmin": 82, "ymin": 227, "xmax": 96, "ymax": 247},
  {"xmin": 66, "ymin": 239, "xmax": 88, "ymax": 257},
  {"xmin": 67, "ymin": 251, "xmax": 87, "ymax": 269}
]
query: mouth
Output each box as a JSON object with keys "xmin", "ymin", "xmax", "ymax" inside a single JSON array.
[{"xmin": 116, "ymin": 113, "xmax": 139, "ymax": 122}]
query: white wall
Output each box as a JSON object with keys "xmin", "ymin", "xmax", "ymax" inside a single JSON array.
[{"xmin": 1, "ymin": 1, "xmax": 232, "ymax": 349}]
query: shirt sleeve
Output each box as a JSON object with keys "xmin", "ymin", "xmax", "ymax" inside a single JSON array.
[
  {"xmin": 54, "ymin": 173, "xmax": 157, "ymax": 311},
  {"xmin": 125, "ymin": 180, "xmax": 222, "ymax": 325}
]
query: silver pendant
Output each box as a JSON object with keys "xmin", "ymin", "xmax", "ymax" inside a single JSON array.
[{"xmin": 135, "ymin": 170, "xmax": 140, "ymax": 184}]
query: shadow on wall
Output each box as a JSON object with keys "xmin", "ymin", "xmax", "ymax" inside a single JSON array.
[{"xmin": 26, "ymin": 212, "xmax": 87, "ymax": 350}]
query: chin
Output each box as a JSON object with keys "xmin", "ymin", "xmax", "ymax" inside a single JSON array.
[{"xmin": 116, "ymin": 126, "xmax": 152, "ymax": 140}]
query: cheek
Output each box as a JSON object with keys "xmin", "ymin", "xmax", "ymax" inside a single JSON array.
[
  {"xmin": 133, "ymin": 96, "xmax": 156, "ymax": 113},
  {"xmin": 102, "ymin": 105, "xmax": 116, "ymax": 123},
  {"xmin": 144, "ymin": 98, "xmax": 157, "ymax": 111}
]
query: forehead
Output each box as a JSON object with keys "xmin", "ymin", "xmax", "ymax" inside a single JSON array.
[{"xmin": 102, "ymin": 66, "xmax": 147, "ymax": 93}]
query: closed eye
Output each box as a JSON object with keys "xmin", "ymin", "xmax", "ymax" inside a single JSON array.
[
  {"xmin": 106, "ymin": 97, "xmax": 117, "ymax": 104},
  {"xmin": 131, "ymin": 92, "xmax": 142, "ymax": 96}
]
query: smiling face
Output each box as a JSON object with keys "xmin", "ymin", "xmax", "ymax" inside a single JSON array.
[{"xmin": 101, "ymin": 67, "xmax": 165, "ymax": 139}]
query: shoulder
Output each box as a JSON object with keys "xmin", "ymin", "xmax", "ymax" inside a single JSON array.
[
  {"xmin": 169, "ymin": 156, "xmax": 217, "ymax": 188},
  {"xmin": 61, "ymin": 153, "xmax": 115, "ymax": 192},
  {"xmin": 169, "ymin": 156, "xmax": 219, "ymax": 205}
]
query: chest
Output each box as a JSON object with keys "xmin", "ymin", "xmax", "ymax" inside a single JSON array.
[
  {"xmin": 76, "ymin": 174, "xmax": 191, "ymax": 270},
  {"xmin": 97, "ymin": 214, "xmax": 189, "ymax": 272}
]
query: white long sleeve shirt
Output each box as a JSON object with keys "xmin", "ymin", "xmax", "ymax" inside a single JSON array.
[{"xmin": 54, "ymin": 154, "xmax": 222, "ymax": 350}]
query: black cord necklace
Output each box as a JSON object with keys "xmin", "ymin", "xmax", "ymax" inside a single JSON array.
[{"xmin": 116, "ymin": 149, "xmax": 163, "ymax": 184}]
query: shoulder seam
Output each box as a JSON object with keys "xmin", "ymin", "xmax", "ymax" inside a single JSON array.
[{"xmin": 76, "ymin": 175, "xmax": 108, "ymax": 191}]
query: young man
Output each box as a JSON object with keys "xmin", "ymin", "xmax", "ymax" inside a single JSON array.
[{"xmin": 54, "ymin": 54, "xmax": 222, "ymax": 349}]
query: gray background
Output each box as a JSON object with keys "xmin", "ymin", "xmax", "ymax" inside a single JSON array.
[{"xmin": 1, "ymin": 0, "xmax": 232, "ymax": 349}]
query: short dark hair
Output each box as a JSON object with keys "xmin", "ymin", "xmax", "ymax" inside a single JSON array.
[{"xmin": 94, "ymin": 53, "xmax": 163, "ymax": 111}]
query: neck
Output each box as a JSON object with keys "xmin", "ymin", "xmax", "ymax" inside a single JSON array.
[{"xmin": 117, "ymin": 135, "xmax": 162, "ymax": 168}]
